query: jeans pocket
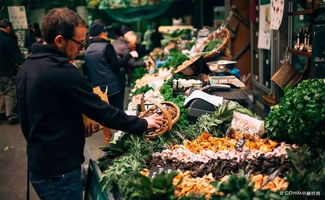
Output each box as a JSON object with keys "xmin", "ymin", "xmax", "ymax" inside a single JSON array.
[
  {"xmin": 61, "ymin": 169, "xmax": 83, "ymax": 200},
  {"xmin": 31, "ymin": 179, "xmax": 56, "ymax": 200}
]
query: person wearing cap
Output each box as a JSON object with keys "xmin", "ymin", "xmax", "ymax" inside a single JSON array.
[{"xmin": 85, "ymin": 22, "xmax": 138, "ymax": 110}]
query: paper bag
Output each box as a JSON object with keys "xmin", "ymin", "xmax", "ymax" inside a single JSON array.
[
  {"xmin": 271, "ymin": 62, "xmax": 299, "ymax": 88},
  {"xmin": 82, "ymin": 86, "xmax": 112, "ymax": 144},
  {"xmin": 229, "ymin": 112, "xmax": 264, "ymax": 137}
]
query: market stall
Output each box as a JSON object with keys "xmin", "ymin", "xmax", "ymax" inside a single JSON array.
[{"xmin": 86, "ymin": 25, "xmax": 325, "ymax": 200}]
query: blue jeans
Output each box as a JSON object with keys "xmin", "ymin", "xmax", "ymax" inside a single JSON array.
[{"xmin": 29, "ymin": 168, "xmax": 83, "ymax": 200}]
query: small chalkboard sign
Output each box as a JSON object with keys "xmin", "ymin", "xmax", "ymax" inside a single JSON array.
[
  {"xmin": 235, "ymin": 138, "xmax": 246, "ymax": 151},
  {"xmin": 148, "ymin": 166, "xmax": 175, "ymax": 178}
]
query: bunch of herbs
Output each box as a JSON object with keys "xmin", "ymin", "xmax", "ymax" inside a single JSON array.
[{"xmin": 265, "ymin": 79, "xmax": 325, "ymax": 149}]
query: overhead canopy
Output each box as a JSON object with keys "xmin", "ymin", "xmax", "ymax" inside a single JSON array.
[{"xmin": 102, "ymin": 1, "xmax": 172, "ymax": 23}]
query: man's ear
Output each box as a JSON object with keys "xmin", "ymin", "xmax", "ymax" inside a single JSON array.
[{"xmin": 54, "ymin": 35, "xmax": 65, "ymax": 48}]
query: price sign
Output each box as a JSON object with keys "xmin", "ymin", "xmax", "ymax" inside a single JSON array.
[
  {"xmin": 235, "ymin": 138, "xmax": 246, "ymax": 151},
  {"xmin": 148, "ymin": 166, "xmax": 175, "ymax": 178},
  {"xmin": 7, "ymin": 6, "xmax": 28, "ymax": 29}
]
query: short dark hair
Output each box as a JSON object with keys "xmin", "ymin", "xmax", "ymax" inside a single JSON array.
[
  {"xmin": 0, "ymin": 19, "xmax": 12, "ymax": 29},
  {"xmin": 41, "ymin": 8, "xmax": 86, "ymax": 44}
]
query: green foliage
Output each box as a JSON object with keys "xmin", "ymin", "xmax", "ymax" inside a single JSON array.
[
  {"xmin": 180, "ymin": 196, "xmax": 206, "ymax": 200},
  {"xmin": 160, "ymin": 78, "xmax": 174, "ymax": 101},
  {"xmin": 265, "ymin": 79, "xmax": 325, "ymax": 149},
  {"xmin": 162, "ymin": 51, "xmax": 189, "ymax": 69},
  {"xmin": 98, "ymin": 133, "xmax": 131, "ymax": 170},
  {"xmin": 159, "ymin": 74, "xmax": 184, "ymax": 101},
  {"xmin": 169, "ymin": 29, "xmax": 191, "ymax": 38},
  {"xmin": 123, "ymin": 171, "xmax": 177, "ymax": 200},
  {"xmin": 121, "ymin": 172, "xmax": 178, "ymax": 200},
  {"xmin": 285, "ymin": 145, "xmax": 325, "ymax": 199},
  {"xmin": 185, "ymin": 41, "xmax": 195, "ymax": 50},
  {"xmin": 131, "ymin": 84, "xmax": 153, "ymax": 96},
  {"xmin": 203, "ymin": 39, "xmax": 223, "ymax": 52},
  {"xmin": 130, "ymin": 68, "xmax": 149, "ymax": 85},
  {"xmin": 211, "ymin": 171, "xmax": 283, "ymax": 200},
  {"xmin": 188, "ymin": 101, "xmax": 256, "ymax": 138},
  {"xmin": 101, "ymin": 154, "xmax": 144, "ymax": 192}
]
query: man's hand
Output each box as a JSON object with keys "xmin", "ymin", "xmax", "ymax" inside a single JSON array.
[
  {"xmin": 85, "ymin": 123, "xmax": 100, "ymax": 137},
  {"xmin": 130, "ymin": 51, "xmax": 139, "ymax": 58},
  {"xmin": 144, "ymin": 113, "xmax": 164, "ymax": 129}
]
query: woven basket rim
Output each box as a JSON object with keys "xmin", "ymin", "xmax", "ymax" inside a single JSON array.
[
  {"xmin": 139, "ymin": 98, "xmax": 179, "ymax": 138},
  {"xmin": 203, "ymin": 28, "xmax": 231, "ymax": 59},
  {"xmin": 174, "ymin": 55, "xmax": 201, "ymax": 74}
]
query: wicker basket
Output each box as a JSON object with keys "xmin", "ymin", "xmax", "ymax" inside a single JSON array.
[
  {"xmin": 138, "ymin": 98, "xmax": 180, "ymax": 138},
  {"xmin": 174, "ymin": 55, "xmax": 202, "ymax": 76},
  {"xmin": 161, "ymin": 101, "xmax": 180, "ymax": 125},
  {"xmin": 203, "ymin": 28, "xmax": 231, "ymax": 59}
]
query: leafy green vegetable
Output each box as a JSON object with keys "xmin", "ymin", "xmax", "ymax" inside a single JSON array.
[
  {"xmin": 162, "ymin": 51, "xmax": 189, "ymax": 69},
  {"xmin": 130, "ymin": 67, "xmax": 148, "ymax": 86},
  {"xmin": 159, "ymin": 78, "xmax": 174, "ymax": 101},
  {"xmin": 98, "ymin": 133, "xmax": 131, "ymax": 170},
  {"xmin": 121, "ymin": 171, "xmax": 178, "ymax": 200},
  {"xmin": 180, "ymin": 196, "xmax": 206, "ymax": 200},
  {"xmin": 185, "ymin": 41, "xmax": 195, "ymax": 50},
  {"xmin": 285, "ymin": 145, "xmax": 325, "ymax": 198},
  {"xmin": 101, "ymin": 154, "xmax": 144, "ymax": 192},
  {"xmin": 187, "ymin": 101, "xmax": 257, "ymax": 138},
  {"xmin": 131, "ymin": 84, "xmax": 153, "ymax": 96},
  {"xmin": 265, "ymin": 79, "xmax": 325, "ymax": 149},
  {"xmin": 169, "ymin": 29, "xmax": 191, "ymax": 38},
  {"xmin": 211, "ymin": 171, "xmax": 283, "ymax": 200},
  {"xmin": 203, "ymin": 39, "xmax": 223, "ymax": 52}
]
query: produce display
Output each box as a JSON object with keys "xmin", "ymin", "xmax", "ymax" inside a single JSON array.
[
  {"xmin": 136, "ymin": 170, "xmax": 287, "ymax": 199},
  {"xmin": 149, "ymin": 134, "xmax": 296, "ymax": 180},
  {"xmin": 183, "ymin": 132, "xmax": 281, "ymax": 154},
  {"xmin": 96, "ymin": 26, "xmax": 324, "ymax": 199}
]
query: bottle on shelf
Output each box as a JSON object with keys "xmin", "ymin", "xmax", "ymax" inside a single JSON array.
[
  {"xmin": 303, "ymin": 26, "xmax": 310, "ymax": 51},
  {"xmin": 294, "ymin": 27, "xmax": 303, "ymax": 50},
  {"xmin": 306, "ymin": 0, "xmax": 313, "ymax": 9},
  {"xmin": 299, "ymin": 27, "xmax": 305, "ymax": 51}
]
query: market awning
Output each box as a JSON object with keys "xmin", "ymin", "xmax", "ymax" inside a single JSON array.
[{"xmin": 102, "ymin": 1, "xmax": 172, "ymax": 23}]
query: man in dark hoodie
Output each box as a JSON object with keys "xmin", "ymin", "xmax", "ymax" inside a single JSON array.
[
  {"xmin": 0, "ymin": 19, "xmax": 24, "ymax": 124},
  {"xmin": 15, "ymin": 8, "xmax": 163, "ymax": 200}
]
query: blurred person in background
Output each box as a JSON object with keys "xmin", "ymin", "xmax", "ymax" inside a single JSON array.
[
  {"xmin": 85, "ymin": 22, "xmax": 137, "ymax": 110},
  {"xmin": 142, "ymin": 24, "xmax": 153, "ymax": 51},
  {"xmin": 112, "ymin": 26, "xmax": 149, "ymax": 86},
  {"xmin": 0, "ymin": 18, "xmax": 24, "ymax": 124},
  {"xmin": 24, "ymin": 22, "xmax": 42, "ymax": 53},
  {"xmin": 16, "ymin": 8, "xmax": 163, "ymax": 200},
  {"xmin": 150, "ymin": 23, "xmax": 163, "ymax": 49}
]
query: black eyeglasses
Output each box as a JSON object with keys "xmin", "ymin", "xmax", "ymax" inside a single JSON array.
[{"xmin": 69, "ymin": 38, "xmax": 86, "ymax": 49}]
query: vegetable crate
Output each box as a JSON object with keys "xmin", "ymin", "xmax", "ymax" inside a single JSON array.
[{"xmin": 84, "ymin": 159, "xmax": 114, "ymax": 200}]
